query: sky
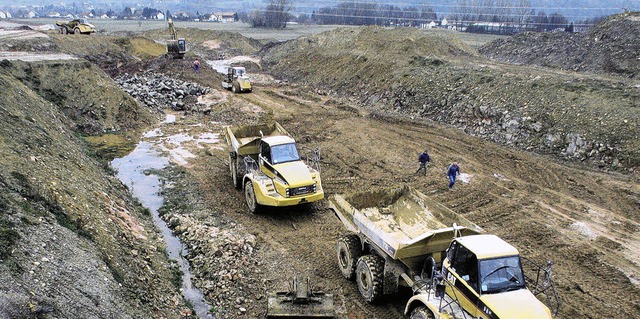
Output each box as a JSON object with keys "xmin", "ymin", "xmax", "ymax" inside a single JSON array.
[{"xmin": 0, "ymin": 0, "xmax": 637, "ymax": 21}]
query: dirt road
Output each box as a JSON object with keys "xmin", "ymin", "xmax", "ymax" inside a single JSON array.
[{"xmin": 155, "ymin": 79, "xmax": 639, "ymax": 318}]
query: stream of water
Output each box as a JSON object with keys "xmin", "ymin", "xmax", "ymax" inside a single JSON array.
[{"xmin": 111, "ymin": 116, "xmax": 215, "ymax": 319}]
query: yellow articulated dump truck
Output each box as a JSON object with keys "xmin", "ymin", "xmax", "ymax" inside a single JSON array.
[
  {"xmin": 329, "ymin": 186, "xmax": 560, "ymax": 319},
  {"xmin": 222, "ymin": 66, "xmax": 252, "ymax": 93},
  {"xmin": 224, "ymin": 122, "xmax": 323, "ymax": 213}
]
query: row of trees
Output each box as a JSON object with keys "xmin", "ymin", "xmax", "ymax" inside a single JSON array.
[
  {"xmin": 250, "ymin": 0, "xmax": 293, "ymax": 28},
  {"xmin": 286, "ymin": 0, "xmax": 577, "ymax": 34},
  {"xmin": 312, "ymin": 2, "xmax": 437, "ymax": 27}
]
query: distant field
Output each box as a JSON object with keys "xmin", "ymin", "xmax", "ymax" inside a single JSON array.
[{"xmin": 10, "ymin": 18, "xmax": 506, "ymax": 47}]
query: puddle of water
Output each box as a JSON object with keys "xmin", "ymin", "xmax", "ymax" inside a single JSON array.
[
  {"xmin": 111, "ymin": 141, "xmax": 214, "ymax": 318},
  {"xmin": 206, "ymin": 55, "xmax": 260, "ymax": 74},
  {"xmin": 197, "ymin": 133, "xmax": 220, "ymax": 146},
  {"xmin": 166, "ymin": 132, "xmax": 195, "ymax": 145},
  {"xmin": 164, "ymin": 114, "xmax": 177, "ymax": 124},
  {"xmin": 144, "ymin": 128, "xmax": 163, "ymax": 138}
]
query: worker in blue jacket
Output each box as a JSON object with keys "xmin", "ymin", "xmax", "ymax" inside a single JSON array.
[
  {"xmin": 447, "ymin": 162, "xmax": 460, "ymax": 190},
  {"xmin": 416, "ymin": 149, "xmax": 431, "ymax": 176}
]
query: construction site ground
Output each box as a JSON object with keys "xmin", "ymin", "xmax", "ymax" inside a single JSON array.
[
  {"xmin": 152, "ymin": 78, "xmax": 639, "ymax": 318},
  {"xmin": 1, "ymin": 19, "xmax": 638, "ymax": 319}
]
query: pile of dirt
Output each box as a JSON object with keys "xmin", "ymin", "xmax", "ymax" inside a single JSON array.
[
  {"xmin": 0, "ymin": 64, "xmax": 185, "ymax": 318},
  {"xmin": 1, "ymin": 59, "xmax": 155, "ymax": 135},
  {"xmin": 479, "ymin": 12, "xmax": 640, "ymax": 78},
  {"xmin": 260, "ymin": 25, "xmax": 640, "ymax": 171},
  {"xmin": 141, "ymin": 28, "xmax": 263, "ymax": 60}
]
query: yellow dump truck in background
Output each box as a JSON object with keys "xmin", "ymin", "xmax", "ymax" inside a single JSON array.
[
  {"xmin": 329, "ymin": 186, "xmax": 560, "ymax": 319},
  {"xmin": 55, "ymin": 19, "xmax": 96, "ymax": 35},
  {"xmin": 224, "ymin": 122, "xmax": 323, "ymax": 213}
]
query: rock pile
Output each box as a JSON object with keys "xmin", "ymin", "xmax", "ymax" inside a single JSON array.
[
  {"xmin": 117, "ymin": 73, "xmax": 211, "ymax": 113},
  {"xmin": 163, "ymin": 213, "xmax": 264, "ymax": 318}
]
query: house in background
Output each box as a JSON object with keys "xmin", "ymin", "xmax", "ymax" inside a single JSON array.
[
  {"xmin": 210, "ymin": 12, "xmax": 237, "ymax": 23},
  {"xmin": 152, "ymin": 12, "xmax": 165, "ymax": 20}
]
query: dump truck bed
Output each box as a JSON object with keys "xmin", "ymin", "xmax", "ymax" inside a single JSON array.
[
  {"xmin": 225, "ymin": 122, "xmax": 290, "ymax": 156},
  {"xmin": 329, "ymin": 186, "xmax": 482, "ymax": 261}
]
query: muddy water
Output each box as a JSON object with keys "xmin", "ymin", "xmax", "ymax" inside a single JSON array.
[{"xmin": 111, "ymin": 117, "xmax": 215, "ymax": 319}]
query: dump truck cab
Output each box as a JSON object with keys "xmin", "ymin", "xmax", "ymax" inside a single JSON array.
[
  {"xmin": 222, "ymin": 66, "xmax": 252, "ymax": 93},
  {"xmin": 250, "ymin": 136, "xmax": 322, "ymax": 209},
  {"xmin": 440, "ymin": 234, "xmax": 552, "ymax": 319},
  {"xmin": 225, "ymin": 123, "xmax": 323, "ymax": 213}
]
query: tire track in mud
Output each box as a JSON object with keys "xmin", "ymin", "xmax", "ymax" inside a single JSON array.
[{"xmin": 178, "ymin": 83, "xmax": 639, "ymax": 318}]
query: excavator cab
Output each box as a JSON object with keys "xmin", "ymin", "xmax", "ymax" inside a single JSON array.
[{"xmin": 166, "ymin": 18, "xmax": 186, "ymax": 59}]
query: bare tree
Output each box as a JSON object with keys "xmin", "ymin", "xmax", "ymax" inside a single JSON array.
[{"xmin": 263, "ymin": 0, "xmax": 293, "ymax": 28}]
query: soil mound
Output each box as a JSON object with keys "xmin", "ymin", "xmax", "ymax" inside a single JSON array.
[
  {"xmin": 141, "ymin": 28, "xmax": 263, "ymax": 59},
  {"xmin": 1, "ymin": 59, "xmax": 155, "ymax": 135},
  {"xmin": 479, "ymin": 12, "xmax": 640, "ymax": 78},
  {"xmin": 261, "ymin": 25, "xmax": 640, "ymax": 171}
]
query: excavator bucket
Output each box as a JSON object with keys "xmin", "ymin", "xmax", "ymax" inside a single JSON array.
[{"xmin": 267, "ymin": 276, "xmax": 335, "ymax": 318}]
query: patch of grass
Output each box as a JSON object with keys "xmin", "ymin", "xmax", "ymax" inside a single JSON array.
[
  {"xmin": 83, "ymin": 133, "xmax": 138, "ymax": 161},
  {"xmin": 128, "ymin": 37, "xmax": 166, "ymax": 59}
]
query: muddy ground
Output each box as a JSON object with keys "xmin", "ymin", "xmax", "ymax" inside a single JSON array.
[
  {"xmin": 2, "ymin": 18, "xmax": 638, "ymax": 319},
  {"xmin": 149, "ymin": 75, "xmax": 639, "ymax": 319}
]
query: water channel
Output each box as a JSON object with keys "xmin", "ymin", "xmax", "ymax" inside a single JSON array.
[{"xmin": 111, "ymin": 114, "xmax": 215, "ymax": 319}]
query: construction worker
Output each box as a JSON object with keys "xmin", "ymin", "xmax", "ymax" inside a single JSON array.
[
  {"xmin": 416, "ymin": 149, "xmax": 431, "ymax": 176},
  {"xmin": 447, "ymin": 162, "xmax": 460, "ymax": 190},
  {"xmin": 193, "ymin": 60, "xmax": 200, "ymax": 73}
]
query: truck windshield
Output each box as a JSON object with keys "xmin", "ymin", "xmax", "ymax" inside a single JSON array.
[
  {"xmin": 479, "ymin": 256, "xmax": 526, "ymax": 294},
  {"xmin": 271, "ymin": 143, "xmax": 300, "ymax": 164}
]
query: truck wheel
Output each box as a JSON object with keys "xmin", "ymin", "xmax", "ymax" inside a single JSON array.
[
  {"xmin": 74, "ymin": 28, "xmax": 81, "ymax": 35},
  {"xmin": 355, "ymin": 255, "xmax": 384, "ymax": 303},
  {"xmin": 229, "ymin": 153, "xmax": 242, "ymax": 189},
  {"xmin": 62, "ymin": 28, "xmax": 67, "ymax": 34},
  {"xmin": 410, "ymin": 306, "xmax": 435, "ymax": 319},
  {"xmin": 244, "ymin": 180, "xmax": 261, "ymax": 213},
  {"xmin": 337, "ymin": 234, "xmax": 362, "ymax": 280},
  {"xmin": 232, "ymin": 84, "xmax": 238, "ymax": 93}
]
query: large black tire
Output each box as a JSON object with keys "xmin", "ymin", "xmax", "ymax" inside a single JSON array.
[
  {"xmin": 244, "ymin": 180, "xmax": 260, "ymax": 213},
  {"xmin": 74, "ymin": 27, "xmax": 81, "ymax": 35},
  {"xmin": 336, "ymin": 234, "xmax": 362, "ymax": 280},
  {"xmin": 410, "ymin": 306, "xmax": 435, "ymax": 319},
  {"xmin": 61, "ymin": 27, "xmax": 68, "ymax": 35},
  {"xmin": 232, "ymin": 84, "xmax": 238, "ymax": 93},
  {"xmin": 229, "ymin": 152, "xmax": 242, "ymax": 189},
  {"xmin": 355, "ymin": 254, "xmax": 385, "ymax": 303}
]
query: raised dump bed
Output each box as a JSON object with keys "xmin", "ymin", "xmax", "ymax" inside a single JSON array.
[
  {"xmin": 330, "ymin": 186, "xmax": 482, "ymax": 269},
  {"xmin": 225, "ymin": 122, "xmax": 290, "ymax": 157},
  {"xmin": 329, "ymin": 186, "xmax": 559, "ymax": 319}
]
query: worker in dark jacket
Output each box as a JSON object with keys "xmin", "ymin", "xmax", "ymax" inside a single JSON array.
[
  {"xmin": 416, "ymin": 149, "xmax": 431, "ymax": 176},
  {"xmin": 447, "ymin": 162, "xmax": 460, "ymax": 190}
]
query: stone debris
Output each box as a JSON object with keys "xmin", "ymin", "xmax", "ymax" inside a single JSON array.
[
  {"xmin": 162, "ymin": 212, "xmax": 263, "ymax": 319},
  {"xmin": 117, "ymin": 72, "xmax": 211, "ymax": 113}
]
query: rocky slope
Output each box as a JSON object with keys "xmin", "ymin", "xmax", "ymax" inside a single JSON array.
[
  {"xmin": 0, "ymin": 59, "xmax": 185, "ymax": 318},
  {"xmin": 260, "ymin": 24, "xmax": 640, "ymax": 172},
  {"xmin": 479, "ymin": 12, "xmax": 640, "ymax": 79}
]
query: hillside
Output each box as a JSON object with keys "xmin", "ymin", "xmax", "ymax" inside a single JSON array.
[
  {"xmin": 480, "ymin": 12, "xmax": 640, "ymax": 79},
  {"xmin": 0, "ymin": 58, "xmax": 185, "ymax": 318},
  {"xmin": 260, "ymin": 24, "xmax": 640, "ymax": 171}
]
